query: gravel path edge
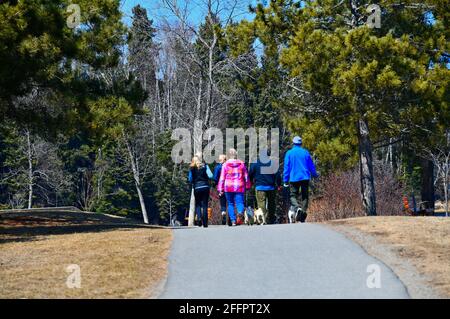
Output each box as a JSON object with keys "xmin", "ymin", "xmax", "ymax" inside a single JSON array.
[{"xmin": 326, "ymin": 224, "xmax": 443, "ymax": 299}]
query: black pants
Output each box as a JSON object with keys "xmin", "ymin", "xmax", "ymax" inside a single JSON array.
[
  {"xmin": 219, "ymin": 192, "xmax": 227, "ymax": 213},
  {"xmin": 194, "ymin": 188, "xmax": 210, "ymax": 227},
  {"xmin": 290, "ymin": 180, "xmax": 309, "ymax": 214}
]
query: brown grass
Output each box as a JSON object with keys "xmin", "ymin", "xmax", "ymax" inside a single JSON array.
[
  {"xmin": 0, "ymin": 212, "xmax": 172, "ymax": 299},
  {"xmin": 327, "ymin": 216, "xmax": 450, "ymax": 297}
]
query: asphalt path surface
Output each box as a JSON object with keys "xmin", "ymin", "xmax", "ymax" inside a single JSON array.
[{"xmin": 159, "ymin": 223, "xmax": 409, "ymax": 299}]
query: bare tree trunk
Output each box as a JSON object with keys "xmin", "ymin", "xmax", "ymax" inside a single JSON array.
[
  {"xmin": 157, "ymin": 79, "xmax": 163, "ymax": 132},
  {"xmin": 196, "ymin": 77, "xmax": 203, "ymax": 119},
  {"xmin": 136, "ymin": 182, "xmax": 149, "ymax": 224},
  {"xmin": 125, "ymin": 137, "xmax": 149, "ymax": 224},
  {"xmin": 349, "ymin": 4, "xmax": 375, "ymax": 216},
  {"xmin": 187, "ymin": 74, "xmax": 203, "ymax": 226},
  {"xmin": 444, "ymin": 177, "xmax": 448, "ymax": 217},
  {"xmin": 25, "ymin": 129, "xmax": 33, "ymax": 209},
  {"xmin": 168, "ymin": 85, "xmax": 172, "ymax": 128},
  {"xmin": 188, "ymin": 188, "xmax": 195, "ymax": 226},
  {"xmin": 97, "ymin": 148, "xmax": 103, "ymax": 199},
  {"xmin": 204, "ymin": 29, "xmax": 217, "ymax": 127},
  {"xmin": 388, "ymin": 138, "xmax": 394, "ymax": 170},
  {"xmin": 420, "ymin": 158, "xmax": 435, "ymax": 213},
  {"xmin": 444, "ymin": 157, "xmax": 449, "ymax": 217},
  {"xmin": 358, "ymin": 118, "xmax": 377, "ymax": 216},
  {"xmin": 152, "ymin": 80, "xmax": 157, "ymax": 162}
]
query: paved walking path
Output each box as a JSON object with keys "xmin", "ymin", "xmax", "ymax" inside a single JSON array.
[{"xmin": 159, "ymin": 223, "xmax": 409, "ymax": 299}]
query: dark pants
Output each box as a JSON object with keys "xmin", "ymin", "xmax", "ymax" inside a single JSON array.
[
  {"xmin": 256, "ymin": 190, "xmax": 277, "ymax": 224},
  {"xmin": 219, "ymin": 192, "xmax": 227, "ymax": 212},
  {"xmin": 194, "ymin": 188, "xmax": 209, "ymax": 227},
  {"xmin": 290, "ymin": 180, "xmax": 309, "ymax": 214}
]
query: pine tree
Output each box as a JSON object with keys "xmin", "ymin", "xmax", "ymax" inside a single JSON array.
[
  {"xmin": 0, "ymin": 0, "xmax": 126, "ymax": 130},
  {"xmin": 231, "ymin": 0, "xmax": 449, "ymax": 216},
  {"xmin": 128, "ymin": 5, "xmax": 157, "ymax": 92}
]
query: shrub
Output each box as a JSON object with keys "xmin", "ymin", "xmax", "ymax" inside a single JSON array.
[{"xmin": 309, "ymin": 161, "xmax": 407, "ymax": 222}]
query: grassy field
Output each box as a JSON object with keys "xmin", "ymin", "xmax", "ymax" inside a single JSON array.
[
  {"xmin": 3, "ymin": 211, "xmax": 449, "ymax": 298},
  {"xmin": 327, "ymin": 216, "xmax": 450, "ymax": 298},
  {"xmin": 0, "ymin": 211, "xmax": 172, "ymax": 298}
]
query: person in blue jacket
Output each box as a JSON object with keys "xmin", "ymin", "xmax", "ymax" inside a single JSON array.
[
  {"xmin": 213, "ymin": 154, "xmax": 228, "ymax": 225},
  {"xmin": 283, "ymin": 136, "xmax": 318, "ymax": 223}
]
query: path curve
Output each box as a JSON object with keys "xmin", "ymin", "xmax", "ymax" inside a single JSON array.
[{"xmin": 159, "ymin": 223, "xmax": 409, "ymax": 299}]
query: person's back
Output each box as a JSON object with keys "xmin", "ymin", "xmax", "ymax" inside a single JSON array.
[
  {"xmin": 283, "ymin": 145, "xmax": 318, "ymax": 183},
  {"xmin": 249, "ymin": 158, "xmax": 281, "ymax": 224},
  {"xmin": 249, "ymin": 159, "xmax": 281, "ymax": 191},
  {"xmin": 190, "ymin": 165, "xmax": 211, "ymax": 190},
  {"xmin": 283, "ymin": 136, "xmax": 318, "ymax": 223},
  {"xmin": 188, "ymin": 155, "xmax": 213, "ymax": 228},
  {"xmin": 217, "ymin": 149, "xmax": 250, "ymax": 226},
  {"xmin": 218, "ymin": 159, "xmax": 250, "ymax": 193}
]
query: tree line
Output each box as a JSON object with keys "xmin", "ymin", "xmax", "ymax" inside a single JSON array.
[{"xmin": 0, "ymin": 0, "xmax": 448, "ymax": 223}]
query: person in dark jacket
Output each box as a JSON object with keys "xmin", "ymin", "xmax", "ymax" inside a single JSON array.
[
  {"xmin": 249, "ymin": 151, "xmax": 281, "ymax": 224},
  {"xmin": 213, "ymin": 154, "xmax": 227, "ymax": 225},
  {"xmin": 283, "ymin": 136, "xmax": 318, "ymax": 223},
  {"xmin": 188, "ymin": 154, "xmax": 213, "ymax": 227}
]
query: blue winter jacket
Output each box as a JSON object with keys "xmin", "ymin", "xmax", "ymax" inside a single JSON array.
[
  {"xmin": 213, "ymin": 163, "xmax": 222, "ymax": 185},
  {"xmin": 283, "ymin": 145, "xmax": 318, "ymax": 183}
]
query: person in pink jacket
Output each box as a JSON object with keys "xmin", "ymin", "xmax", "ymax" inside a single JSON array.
[{"xmin": 217, "ymin": 148, "xmax": 251, "ymax": 226}]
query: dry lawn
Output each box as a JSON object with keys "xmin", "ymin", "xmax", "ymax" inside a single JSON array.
[
  {"xmin": 0, "ymin": 212, "xmax": 172, "ymax": 299},
  {"xmin": 327, "ymin": 216, "xmax": 450, "ymax": 297}
]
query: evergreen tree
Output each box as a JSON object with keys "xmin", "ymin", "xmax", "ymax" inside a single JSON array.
[
  {"xmin": 128, "ymin": 5, "xmax": 157, "ymax": 92},
  {"xmin": 0, "ymin": 0, "xmax": 126, "ymax": 131},
  {"xmin": 231, "ymin": 0, "xmax": 449, "ymax": 216}
]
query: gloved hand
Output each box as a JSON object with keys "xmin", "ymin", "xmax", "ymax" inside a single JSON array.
[{"xmin": 283, "ymin": 183, "xmax": 289, "ymax": 188}]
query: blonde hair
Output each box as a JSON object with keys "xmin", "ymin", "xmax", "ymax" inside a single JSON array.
[
  {"xmin": 227, "ymin": 148, "xmax": 237, "ymax": 159},
  {"xmin": 190, "ymin": 152, "xmax": 204, "ymax": 169},
  {"xmin": 218, "ymin": 154, "xmax": 227, "ymax": 163}
]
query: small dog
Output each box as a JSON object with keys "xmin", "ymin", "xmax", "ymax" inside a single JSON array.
[
  {"xmin": 254, "ymin": 208, "xmax": 266, "ymax": 225},
  {"xmin": 288, "ymin": 208, "xmax": 297, "ymax": 224},
  {"xmin": 288, "ymin": 207, "xmax": 307, "ymax": 223},
  {"xmin": 244, "ymin": 206, "xmax": 255, "ymax": 225}
]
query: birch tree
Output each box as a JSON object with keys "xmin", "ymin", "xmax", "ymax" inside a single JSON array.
[
  {"xmin": 0, "ymin": 127, "xmax": 69, "ymax": 209},
  {"xmin": 158, "ymin": 0, "xmax": 250, "ymax": 225},
  {"xmin": 118, "ymin": 118, "xmax": 154, "ymax": 224}
]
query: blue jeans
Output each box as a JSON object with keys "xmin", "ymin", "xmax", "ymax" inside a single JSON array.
[{"xmin": 225, "ymin": 192, "xmax": 245, "ymax": 222}]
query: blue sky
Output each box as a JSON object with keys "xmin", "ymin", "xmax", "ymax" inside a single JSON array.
[
  {"xmin": 119, "ymin": 0, "xmax": 264, "ymax": 64},
  {"xmin": 119, "ymin": 0, "xmax": 259, "ymax": 26}
]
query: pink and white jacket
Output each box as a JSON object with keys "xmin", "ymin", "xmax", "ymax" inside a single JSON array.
[{"xmin": 217, "ymin": 159, "xmax": 251, "ymax": 193}]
